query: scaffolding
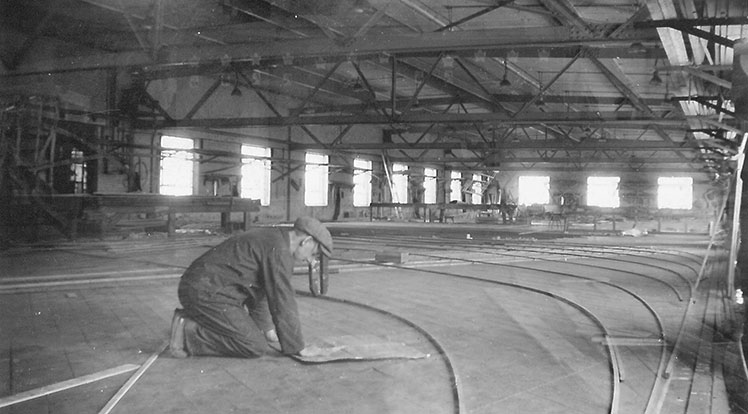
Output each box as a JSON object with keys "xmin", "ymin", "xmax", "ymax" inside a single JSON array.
[{"xmin": 0, "ymin": 95, "xmax": 126, "ymax": 241}]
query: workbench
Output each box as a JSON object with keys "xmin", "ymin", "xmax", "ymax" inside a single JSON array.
[
  {"xmin": 369, "ymin": 202, "xmax": 517, "ymax": 223},
  {"xmin": 8, "ymin": 193, "xmax": 261, "ymax": 238}
]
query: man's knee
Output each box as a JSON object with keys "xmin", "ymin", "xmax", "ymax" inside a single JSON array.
[
  {"xmin": 183, "ymin": 317, "xmax": 269, "ymax": 358},
  {"xmin": 231, "ymin": 330, "xmax": 272, "ymax": 357}
]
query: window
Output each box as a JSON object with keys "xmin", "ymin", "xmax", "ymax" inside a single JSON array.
[
  {"xmin": 471, "ymin": 174, "xmax": 482, "ymax": 204},
  {"xmin": 160, "ymin": 136, "xmax": 194, "ymax": 196},
  {"xmin": 658, "ymin": 177, "xmax": 692, "ymax": 209},
  {"xmin": 449, "ymin": 171, "xmax": 462, "ymax": 202},
  {"xmin": 353, "ymin": 158, "xmax": 372, "ymax": 207},
  {"xmin": 391, "ymin": 163, "xmax": 408, "ymax": 203},
  {"xmin": 241, "ymin": 145, "xmax": 271, "ymax": 206},
  {"xmin": 518, "ymin": 176, "xmax": 550, "ymax": 205},
  {"xmin": 305, "ymin": 152, "xmax": 328, "ymax": 206},
  {"xmin": 587, "ymin": 176, "xmax": 620, "ymax": 208},
  {"xmin": 70, "ymin": 148, "xmax": 87, "ymax": 194},
  {"xmin": 423, "ymin": 167, "xmax": 437, "ymax": 204}
]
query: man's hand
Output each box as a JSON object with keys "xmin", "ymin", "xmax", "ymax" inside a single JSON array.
[
  {"xmin": 298, "ymin": 345, "xmax": 325, "ymax": 357},
  {"xmin": 265, "ymin": 329, "xmax": 279, "ymax": 343},
  {"xmin": 298, "ymin": 344, "xmax": 344, "ymax": 357}
]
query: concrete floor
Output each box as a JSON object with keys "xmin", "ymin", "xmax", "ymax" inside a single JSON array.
[{"xmin": 0, "ymin": 222, "xmax": 745, "ymax": 413}]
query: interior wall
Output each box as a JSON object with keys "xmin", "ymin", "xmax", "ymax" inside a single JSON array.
[
  {"xmin": 13, "ymin": 67, "xmax": 722, "ymax": 228},
  {"xmin": 494, "ymin": 170, "xmax": 714, "ymax": 207},
  {"xmin": 135, "ymin": 76, "xmax": 392, "ymax": 224}
]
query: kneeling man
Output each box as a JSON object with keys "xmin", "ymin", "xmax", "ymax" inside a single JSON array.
[{"xmin": 169, "ymin": 216, "xmax": 332, "ymax": 358}]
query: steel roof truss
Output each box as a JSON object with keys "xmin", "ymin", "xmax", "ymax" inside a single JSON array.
[
  {"xmin": 291, "ymin": 61, "xmax": 343, "ymax": 116},
  {"xmin": 437, "ymin": 1, "xmax": 515, "ymax": 33}
]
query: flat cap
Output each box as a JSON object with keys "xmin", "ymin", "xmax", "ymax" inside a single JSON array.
[{"xmin": 293, "ymin": 216, "xmax": 333, "ymax": 257}]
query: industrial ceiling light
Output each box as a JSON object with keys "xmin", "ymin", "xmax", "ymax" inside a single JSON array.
[
  {"xmin": 352, "ymin": 78, "xmax": 365, "ymax": 92},
  {"xmin": 599, "ymin": 131, "xmax": 609, "ymax": 143},
  {"xmin": 650, "ymin": 58, "xmax": 662, "ymax": 85},
  {"xmin": 220, "ymin": 72, "xmax": 231, "ymax": 86},
  {"xmin": 650, "ymin": 69, "xmax": 662, "ymax": 85},
  {"xmin": 231, "ymin": 71, "xmax": 242, "ymax": 96},
  {"xmin": 628, "ymin": 42, "xmax": 647, "ymax": 55},
  {"xmin": 535, "ymin": 73, "xmax": 545, "ymax": 106},
  {"xmin": 500, "ymin": 59, "xmax": 511, "ymax": 87}
]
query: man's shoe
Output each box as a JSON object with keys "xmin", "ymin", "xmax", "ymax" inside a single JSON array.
[{"xmin": 169, "ymin": 309, "xmax": 188, "ymax": 358}]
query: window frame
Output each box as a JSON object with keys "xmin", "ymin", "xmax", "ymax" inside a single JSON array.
[
  {"xmin": 586, "ymin": 176, "xmax": 620, "ymax": 208},
  {"xmin": 423, "ymin": 167, "xmax": 437, "ymax": 204},
  {"xmin": 518, "ymin": 175, "xmax": 550, "ymax": 205},
  {"xmin": 391, "ymin": 163, "xmax": 408, "ymax": 204},
  {"xmin": 240, "ymin": 144, "xmax": 272, "ymax": 206},
  {"xmin": 353, "ymin": 158, "xmax": 373, "ymax": 207},
  {"xmin": 449, "ymin": 171, "xmax": 462, "ymax": 202},
  {"xmin": 657, "ymin": 176, "xmax": 693, "ymax": 209},
  {"xmin": 471, "ymin": 174, "xmax": 482, "ymax": 204},
  {"xmin": 304, "ymin": 152, "xmax": 329, "ymax": 207},
  {"xmin": 159, "ymin": 135, "xmax": 194, "ymax": 196}
]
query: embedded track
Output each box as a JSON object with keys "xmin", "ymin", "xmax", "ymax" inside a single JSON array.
[
  {"xmin": 326, "ymin": 234, "xmax": 729, "ymax": 413},
  {"xmin": 0, "ymin": 232, "xmax": 737, "ymax": 414}
]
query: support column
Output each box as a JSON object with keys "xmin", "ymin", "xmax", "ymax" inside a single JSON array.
[{"xmin": 732, "ymin": 38, "xmax": 748, "ymax": 296}]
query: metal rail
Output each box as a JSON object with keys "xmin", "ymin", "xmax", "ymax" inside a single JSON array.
[
  {"xmin": 335, "ymin": 256, "xmax": 624, "ymax": 413},
  {"xmin": 295, "ymin": 291, "xmax": 464, "ymax": 414},
  {"xmin": 340, "ymin": 235, "xmax": 690, "ymax": 301},
  {"xmin": 335, "ymin": 235, "xmax": 721, "ymax": 413}
]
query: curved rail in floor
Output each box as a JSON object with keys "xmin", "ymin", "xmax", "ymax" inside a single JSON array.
[{"xmin": 333, "ymin": 235, "xmax": 721, "ymax": 413}]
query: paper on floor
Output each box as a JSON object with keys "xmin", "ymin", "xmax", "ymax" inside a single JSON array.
[{"xmin": 291, "ymin": 335, "xmax": 430, "ymax": 364}]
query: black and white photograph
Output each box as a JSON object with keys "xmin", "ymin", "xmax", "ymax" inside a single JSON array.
[{"xmin": 1, "ymin": 1, "xmax": 748, "ymax": 413}]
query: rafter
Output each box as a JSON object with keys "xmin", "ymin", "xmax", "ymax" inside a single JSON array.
[
  {"xmin": 6, "ymin": 25, "xmax": 659, "ymax": 76},
  {"xmin": 289, "ymin": 140, "xmax": 694, "ymax": 151},
  {"xmin": 437, "ymin": 1, "xmax": 515, "ymax": 32},
  {"xmin": 136, "ymin": 111, "xmax": 711, "ymax": 129}
]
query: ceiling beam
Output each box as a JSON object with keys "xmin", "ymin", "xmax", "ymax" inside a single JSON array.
[
  {"xmin": 437, "ymin": 1, "xmax": 515, "ymax": 32},
  {"xmin": 223, "ymin": 0, "xmax": 319, "ymax": 38},
  {"xmin": 79, "ymin": 0, "xmax": 227, "ymax": 46},
  {"xmin": 387, "ymin": 156, "xmax": 699, "ymax": 165},
  {"xmin": 129, "ymin": 45, "xmax": 667, "ymax": 81},
  {"xmin": 290, "ymin": 140, "xmax": 695, "ymax": 151},
  {"xmin": 6, "ymin": 25, "xmax": 659, "ymax": 76},
  {"xmin": 135, "ymin": 111, "xmax": 703, "ymax": 129},
  {"xmin": 412, "ymin": 165, "xmax": 707, "ymax": 174},
  {"xmin": 300, "ymin": 95, "xmax": 675, "ymax": 114}
]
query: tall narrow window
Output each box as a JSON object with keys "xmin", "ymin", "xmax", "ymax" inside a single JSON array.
[
  {"xmin": 449, "ymin": 171, "xmax": 462, "ymax": 202},
  {"xmin": 353, "ymin": 158, "xmax": 372, "ymax": 207},
  {"xmin": 518, "ymin": 176, "xmax": 550, "ymax": 205},
  {"xmin": 160, "ymin": 136, "xmax": 194, "ymax": 196},
  {"xmin": 241, "ymin": 144, "xmax": 271, "ymax": 206},
  {"xmin": 305, "ymin": 152, "xmax": 328, "ymax": 206},
  {"xmin": 658, "ymin": 177, "xmax": 692, "ymax": 209},
  {"xmin": 391, "ymin": 163, "xmax": 408, "ymax": 203},
  {"xmin": 587, "ymin": 176, "xmax": 620, "ymax": 207},
  {"xmin": 423, "ymin": 167, "xmax": 437, "ymax": 204},
  {"xmin": 70, "ymin": 148, "xmax": 87, "ymax": 194},
  {"xmin": 471, "ymin": 174, "xmax": 482, "ymax": 204}
]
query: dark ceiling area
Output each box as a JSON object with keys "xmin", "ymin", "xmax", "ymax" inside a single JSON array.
[{"xmin": 2, "ymin": 0, "xmax": 747, "ymax": 175}]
